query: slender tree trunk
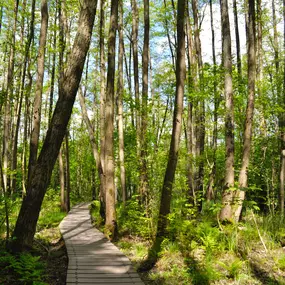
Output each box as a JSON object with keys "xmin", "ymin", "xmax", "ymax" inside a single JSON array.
[
  {"xmin": 233, "ymin": 0, "xmax": 241, "ymax": 77},
  {"xmin": 99, "ymin": 0, "xmax": 106, "ymax": 217},
  {"xmin": 3, "ymin": 0, "xmax": 19, "ymax": 195},
  {"xmin": 280, "ymin": 0, "xmax": 285, "ymax": 215},
  {"xmin": 186, "ymin": 2, "xmax": 195, "ymax": 204},
  {"xmin": 59, "ymin": 148, "xmax": 66, "ymax": 211},
  {"xmin": 0, "ymin": 5, "xmax": 3, "ymax": 34},
  {"xmin": 219, "ymin": 0, "xmax": 235, "ymax": 222},
  {"xmin": 206, "ymin": 0, "xmax": 218, "ymax": 201},
  {"xmin": 192, "ymin": 0, "xmax": 204, "ymax": 209},
  {"xmin": 0, "ymin": 156, "xmax": 10, "ymax": 245},
  {"xmin": 105, "ymin": 0, "xmax": 118, "ymax": 241},
  {"xmin": 149, "ymin": 0, "xmax": 186, "ymax": 265},
  {"xmin": 28, "ymin": 0, "xmax": 48, "ymax": 187},
  {"xmin": 117, "ymin": 0, "xmax": 126, "ymax": 206},
  {"xmin": 163, "ymin": 0, "xmax": 176, "ymax": 70},
  {"xmin": 78, "ymin": 88, "xmax": 104, "ymax": 187},
  {"xmin": 235, "ymin": 0, "xmax": 256, "ymax": 221},
  {"xmin": 139, "ymin": 0, "xmax": 149, "ymax": 204},
  {"xmin": 131, "ymin": 0, "xmax": 140, "ymax": 163},
  {"xmin": 11, "ymin": 0, "xmax": 97, "ymax": 251},
  {"xmin": 65, "ymin": 133, "xmax": 71, "ymax": 212},
  {"xmin": 49, "ymin": 4, "xmax": 57, "ymax": 125}
]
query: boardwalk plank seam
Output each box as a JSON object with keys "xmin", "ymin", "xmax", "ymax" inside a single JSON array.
[{"xmin": 60, "ymin": 203, "xmax": 144, "ymax": 285}]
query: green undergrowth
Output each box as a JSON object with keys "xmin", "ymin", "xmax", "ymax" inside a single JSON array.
[
  {"xmin": 107, "ymin": 199, "xmax": 285, "ymax": 285},
  {"xmin": 0, "ymin": 188, "xmax": 68, "ymax": 284}
]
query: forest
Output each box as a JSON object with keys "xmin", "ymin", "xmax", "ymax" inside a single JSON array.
[{"xmin": 1, "ymin": 0, "xmax": 285, "ymax": 284}]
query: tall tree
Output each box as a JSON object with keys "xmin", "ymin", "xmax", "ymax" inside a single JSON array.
[
  {"xmin": 235, "ymin": 0, "xmax": 256, "ymax": 221},
  {"xmin": 206, "ymin": 0, "xmax": 218, "ymax": 201},
  {"xmin": 105, "ymin": 0, "xmax": 118, "ymax": 240},
  {"xmin": 11, "ymin": 0, "xmax": 97, "ymax": 251},
  {"xmin": 99, "ymin": 0, "xmax": 106, "ymax": 216},
  {"xmin": 146, "ymin": 0, "xmax": 186, "ymax": 266},
  {"xmin": 280, "ymin": 0, "xmax": 285, "ymax": 215},
  {"xmin": 27, "ymin": 0, "xmax": 48, "ymax": 187},
  {"xmin": 233, "ymin": 0, "xmax": 241, "ymax": 77},
  {"xmin": 131, "ymin": 0, "xmax": 141, "ymax": 171},
  {"xmin": 117, "ymin": 0, "xmax": 126, "ymax": 205},
  {"xmin": 219, "ymin": 0, "xmax": 235, "ymax": 221},
  {"xmin": 139, "ymin": 0, "xmax": 150, "ymax": 204},
  {"xmin": 2, "ymin": 0, "xmax": 19, "ymax": 195}
]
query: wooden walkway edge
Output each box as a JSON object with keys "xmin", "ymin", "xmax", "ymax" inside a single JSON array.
[{"xmin": 59, "ymin": 203, "xmax": 145, "ymax": 285}]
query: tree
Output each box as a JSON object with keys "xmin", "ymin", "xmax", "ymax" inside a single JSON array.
[
  {"xmin": 105, "ymin": 0, "xmax": 118, "ymax": 240},
  {"xmin": 28, "ymin": 0, "xmax": 48, "ymax": 187},
  {"xmin": 11, "ymin": 0, "xmax": 97, "ymax": 251},
  {"xmin": 143, "ymin": 0, "xmax": 186, "ymax": 268},
  {"xmin": 235, "ymin": 0, "xmax": 256, "ymax": 221},
  {"xmin": 117, "ymin": 0, "xmax": 126, "ymax": 205},
  {"xmin": 139, "ymin": 0, "xmax": 150, "ymax": 204},
  {"xmin": 220, "ymin": 0, "xmax": 235, "ymax": 222}
]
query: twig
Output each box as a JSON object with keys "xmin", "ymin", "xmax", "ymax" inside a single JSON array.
[{"xmin": 251, "ymin": 209, "xmax": 268, "ymax": 253}]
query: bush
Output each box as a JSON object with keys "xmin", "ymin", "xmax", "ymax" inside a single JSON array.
[
  {"xmin": 117, "ymin": 196, "xmax": 152, "ymax": 238},
  {"xmin": 0, "ymin": 250, "xmax": 47, "ymax": 284}
]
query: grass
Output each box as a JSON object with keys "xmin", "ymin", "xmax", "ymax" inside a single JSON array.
[{"xmin": 111, "ymin": 202, "xmax": 285, "ymax": 285}]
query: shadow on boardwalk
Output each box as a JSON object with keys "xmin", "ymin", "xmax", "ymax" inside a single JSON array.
[{"xmin": 60, "ymin": 203, "xmax": 144, "ymax": 284}]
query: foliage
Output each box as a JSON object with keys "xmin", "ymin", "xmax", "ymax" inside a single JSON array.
[
  {"xmin": 37, "ymin": 188, "xmax": 66, "ymax": 231},
  {"xmin": 0, "ymin": 250, "xmax": 47, "ymax": 284},
  {"xmin": 117, "ymin": 196, "xmax": 152, "ymax": 239}
]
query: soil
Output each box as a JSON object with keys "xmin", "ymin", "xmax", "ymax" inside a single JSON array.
[{"xmin": 42, "ymin": 238, "xmax": 68, "ymax": 285}]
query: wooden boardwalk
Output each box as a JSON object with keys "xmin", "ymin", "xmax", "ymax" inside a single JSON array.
[{"xmin": 59, "ymin": 203, "xmax": 144, "ymax": 285}]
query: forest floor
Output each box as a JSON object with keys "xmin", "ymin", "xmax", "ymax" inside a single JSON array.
[{"xmin": 0, "ymin": 227, "xmax": 68, "ymax": 285}]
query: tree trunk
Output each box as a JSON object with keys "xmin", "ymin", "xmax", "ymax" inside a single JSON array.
[
  {"xmin": 280, "ymin": 0, "xmax": 285, "ymax": 215},
  {"xmin": 59, "ymin": 148, "xmax": 66, "ymax": 211},
  {"xmin": 49, "ymin": 3, "xmax": 57, "ymax": 125},
  {"xmin": 233, "ymin": 0, "xmax": 241, "ymax": 77},
  {"xmin": 105, "ymin": 0, "xmax": 118, "ymax": 241},
  {"xmin": 185, "ymin": 2, "xmax": 195, "ymax": 204},
  {"xmin": 235, "ymin": 0, "xmax": 256, "ymax": 222},
  {"xmin": 139, "ymin": 0, "xmax": 149, "ymax": 204},
  {"xmin": 11, "ymin": 0, "xmax": 97, "ymax": 251},
  {"xmin": 206, "ymin": 0, "xmax": 218, "ymax": 201},
  {"xmin": 3, "ymin": 0, "xmax": 19, "ymax": 195},
  {"xmin": 99, "ymin": 0, "xmax": 106, "ymax": 217},
  {"xmin": 65, "ymin": 133, "xmax": 71, "ymax": 212},
  {"xmin": 131, "ymin": 0, "xmax": 140, "ymax": 164},
  {"xmin": 151, "ymin": 0, "xmax": 186, "ymax": 263},
  {"xmin": 28, "ymin": 0, "xmax": 48, "ymax": 187},
  {"xmin": 219, "ymin": 0, "xmax": 235, "ymax": 222},
  {"xmin": 11, "ymin": 0, "xmax": 35, "ymax": 195},
  {"xmin": 117, "ymin": 0, "xmax": 127, "ymax": 206},
  {"xmin": 192, "ymin": 0, "xmax": 204, "ymax": 210}
]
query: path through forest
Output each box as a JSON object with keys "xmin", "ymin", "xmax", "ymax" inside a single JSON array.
[{"xmin": 60, "ymin": 203, "xmax": 144, "ymax": 284}]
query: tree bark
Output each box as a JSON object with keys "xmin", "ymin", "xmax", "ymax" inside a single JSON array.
[
  {"xmin": 28, "ymin": 0, "xmax": 48, "ymax": 187},
  {"xmin": 59, "ymin": 148, "xmax": 66, "ymax": 211},
  {"xmin": 117, "ymin": 0, "xmax": 127, "ymax": 206},
  {"xmin": 206, "ymin": 0, "xmax": 218, "ymax": 201},
  {"xmin": 65, "ymin": 133, "xmax": 71, "ymax": 212},
  {"xmin": 3, "ymin": 0, "xmax": 19, "ymax": 195},
  {"xmin": 131, "ymin": 0, "xmax": 140, "ymax": 163},
  {"xmin": 233, "ymin": 0, "xmax": 241, "ymax": 77},
  {"xmin": 105, "ymin": 0, "xmax": 118, "ymax": 241},
  {"xmin": 151, "ymin": 0, "xmax": 186, "ymax": 262},
  {"xmin": 11, "ymin": 0, "xmax": 97, "ymax": 251},
  {"xmin": 99, "ymin": 0, "xmax": 106, "ymax": 217},
  {"xmin": 280, "ymin": 0, "xmax": 285, "ymax": 215},
  {"xmin": 219, "ymin": 0, "xmax": 235, "ymax": 222},
  {"xmin": 139, "ymin": 0, "xmax": 149, "ymax": 204},
  {"xmin": 235, "ymin": 0, "xmax": 256, "ymax": 221}
]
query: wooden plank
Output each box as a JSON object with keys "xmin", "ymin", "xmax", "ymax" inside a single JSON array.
[{"xmin": 59, "ymin": 203, "xmax": 144, "ymax": 285}]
